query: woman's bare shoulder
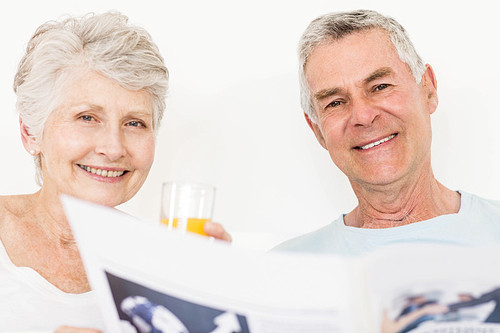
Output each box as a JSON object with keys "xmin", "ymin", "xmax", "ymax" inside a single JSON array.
[
  {"xmin": 0, "ymin": 193, "xmax": 36, "ymax": 221},
  {"xmin": 0, "ymin": 194, "xmax": 39, "ymax": 249}
]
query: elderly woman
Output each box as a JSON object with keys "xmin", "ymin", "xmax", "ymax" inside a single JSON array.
[{"xmin": 0, "ymin": 11, "xmax": 230, "ymax": 332}]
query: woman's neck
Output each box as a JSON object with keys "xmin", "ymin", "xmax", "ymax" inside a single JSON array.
[{"xmin": 29, "ymin": 189, "xmax": 76, "ymax": 247}]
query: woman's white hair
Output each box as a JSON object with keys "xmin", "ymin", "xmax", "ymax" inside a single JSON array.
[
  {"xmin": 298, "ymin": 9, "xmax": 425, "ymax": 123},
  {"xmin": 13, "ymin": 11, "xmax": 169, "ymax": 185}
]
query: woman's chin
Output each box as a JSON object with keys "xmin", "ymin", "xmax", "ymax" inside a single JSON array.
[{"xmin": 70, "ymin": 192, "xmax": 128, "ymax": 208}]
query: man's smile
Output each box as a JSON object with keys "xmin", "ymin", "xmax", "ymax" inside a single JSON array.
[{"xmin": 355, "ymin": 133, "xmax": 397, "ymax": 150}]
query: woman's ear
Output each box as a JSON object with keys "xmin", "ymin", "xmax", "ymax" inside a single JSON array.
[{"xmin": 19, "ymin": 117, "xmax": 39, "ymax": 155}]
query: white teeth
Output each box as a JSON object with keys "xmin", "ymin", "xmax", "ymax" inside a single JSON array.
[
  {"xmin": 79, "ymin": 165, "xmax": 125, "ymax": 178},
  {"xmin": 359, "ymin": 134, "xmax": 396, "ymax": 150}
]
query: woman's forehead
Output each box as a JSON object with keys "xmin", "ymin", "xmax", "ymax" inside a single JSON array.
[{"xmin": 54, "ymin": 69, "xmax": 153, "ymax": 114}]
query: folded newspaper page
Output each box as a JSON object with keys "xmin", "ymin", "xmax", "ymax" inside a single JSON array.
[{"xmin": 62, "ymin": 196, "xmax": 500, "ymax": 333}]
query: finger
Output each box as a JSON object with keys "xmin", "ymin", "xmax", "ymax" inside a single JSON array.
[
  {"xmin": 204, "ymin": 221, "xmax": 232, "ymax": 242},
  {"xmin": 54, "ymin": 326, "xmax": 103, "ymax": 333}
]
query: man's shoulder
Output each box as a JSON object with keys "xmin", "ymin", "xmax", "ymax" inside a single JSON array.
[
  {"xmin": 461, "ymin": 191, "xmax": 500, "ymax": 216},
  {"xmin": 272, "ymin": 216, "xmax": 344, "ymax": 254}
]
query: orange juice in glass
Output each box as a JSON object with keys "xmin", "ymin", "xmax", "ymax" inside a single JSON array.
[
  {"xmin": 160, "ymin": 182, "xmax": 215, "ymax": 237},
  {"xmin": 160, "ymin": 217, "xmax": 210, "ymax": 236}
]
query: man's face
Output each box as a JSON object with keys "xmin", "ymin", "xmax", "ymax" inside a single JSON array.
[{"xmin": 305, "ymin": 28, "xmax": 438, "ymax": 188}]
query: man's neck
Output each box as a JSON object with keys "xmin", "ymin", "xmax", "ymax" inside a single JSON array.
[{"xmin": 344, "ymin": 169, "xmax": 461, "ymax": 228}]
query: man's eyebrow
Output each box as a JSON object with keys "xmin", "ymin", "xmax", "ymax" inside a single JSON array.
[
  {"xmin": 313, "ymin": 67, "xmax": 394, "ymax": 101},
  {"xmin": 364, "ymin": 67, "xmax": 393, "ymax": 85},
  {"xmin": 314, "ymin": 87, "xmax": 343, "ymax": 101}
]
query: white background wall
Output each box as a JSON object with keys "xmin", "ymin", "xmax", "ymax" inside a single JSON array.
[{"xmin": 1, "ymin": 0, "xmax": 499, "ymax": 251}]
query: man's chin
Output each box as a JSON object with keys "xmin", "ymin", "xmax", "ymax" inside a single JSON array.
[{"xmin": 350, "ymin": 171, "xmax": 406, "ymax": 189}]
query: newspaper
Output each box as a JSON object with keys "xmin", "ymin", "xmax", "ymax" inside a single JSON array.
[{"xmin": 62, "ymin": 196, "xmax": 500, "ymax": 333}]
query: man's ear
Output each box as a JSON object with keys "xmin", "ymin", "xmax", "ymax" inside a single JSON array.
[
  {"xmin": 19, "ymin": 117, "xmax": 39, "ymax": 155},
  {"xmin": 304, "ymin": 112, "xmax": 327, "ymax": 150},
  {"xmin": 421, "ymin": 64, "xmax": 438, "ymax": 115}
]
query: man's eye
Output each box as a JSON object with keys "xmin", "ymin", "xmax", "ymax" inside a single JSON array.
[
  {"xmin": 327, "ymin": 100, "xmax": 342, "ymax": 108},
  {"xmin": 374, "ymin": 83, "xmax": 390, "ymax": 91}
]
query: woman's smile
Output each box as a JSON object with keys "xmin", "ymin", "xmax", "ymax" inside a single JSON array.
[{"xmin": 77, "ymin": 164, "xmax": 127, "ymax": 178}]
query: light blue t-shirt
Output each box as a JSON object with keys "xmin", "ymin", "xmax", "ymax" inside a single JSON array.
[{"xmin": 274, "ymin": 192, "xmax": 500, "ymax": 256}]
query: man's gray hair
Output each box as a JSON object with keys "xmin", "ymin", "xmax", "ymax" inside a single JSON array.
[
  {"xmin": 13, "ymin": 11, "xmax": 169, "ymax": 185},
  {"xmin": 298, "ymin": 9, "xmax": 425, "ymax": 123}
]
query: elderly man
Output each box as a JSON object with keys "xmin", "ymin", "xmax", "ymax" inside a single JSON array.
[{"xmin": 276, "ymin": 9, "xmax": 500, "ymax": 255}]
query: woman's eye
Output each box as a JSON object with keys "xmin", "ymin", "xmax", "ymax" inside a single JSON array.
[
  {"xmin": 127, "ymin": 120, "xmax": 145, "ymax": 127},
  {"xmin": 80, "ymin": 115, "xmax": 94, "ymax": 121}
]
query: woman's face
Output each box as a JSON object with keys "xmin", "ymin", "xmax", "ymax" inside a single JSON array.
[{"xmin": 38, "ymin": 69, "xmax": 155, "ymax": 207}]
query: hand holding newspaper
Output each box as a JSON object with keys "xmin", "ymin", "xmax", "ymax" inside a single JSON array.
[{"xmin": 62, "ymin": 195, "xmax": 500, "ymax": 333}]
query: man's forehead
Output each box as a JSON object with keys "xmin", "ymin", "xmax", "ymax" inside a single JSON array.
[
  {"xmin": 304, "ymin": 29, "xmax": 407, "ymax": 90},
  {"xmin": 305, "ymin": 28, "xmax": 395, "ymax": 68}
]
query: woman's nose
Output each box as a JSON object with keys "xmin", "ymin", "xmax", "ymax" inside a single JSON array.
[{"xmin": 94, "ymin": 127, "xmax": 126, "ymax": 161}]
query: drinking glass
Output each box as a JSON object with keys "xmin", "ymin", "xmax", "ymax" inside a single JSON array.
[{"xmin": 160, "ymin": 182, "xmax": 215, "ymax": 236}]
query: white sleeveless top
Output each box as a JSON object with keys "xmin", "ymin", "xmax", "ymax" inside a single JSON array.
[{"xmin": 0, "ymin": 239, "xmax": 105, "ymax": 332}]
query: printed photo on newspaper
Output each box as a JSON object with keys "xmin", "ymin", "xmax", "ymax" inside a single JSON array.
[{"xmin": 62, "ymin": 195, "xmax": 500, "ymax": 333}]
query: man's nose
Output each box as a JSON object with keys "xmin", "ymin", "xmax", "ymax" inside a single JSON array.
[{"xmin": 349, "ymin": 97, "xmax": 380, "ymax": 127}]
